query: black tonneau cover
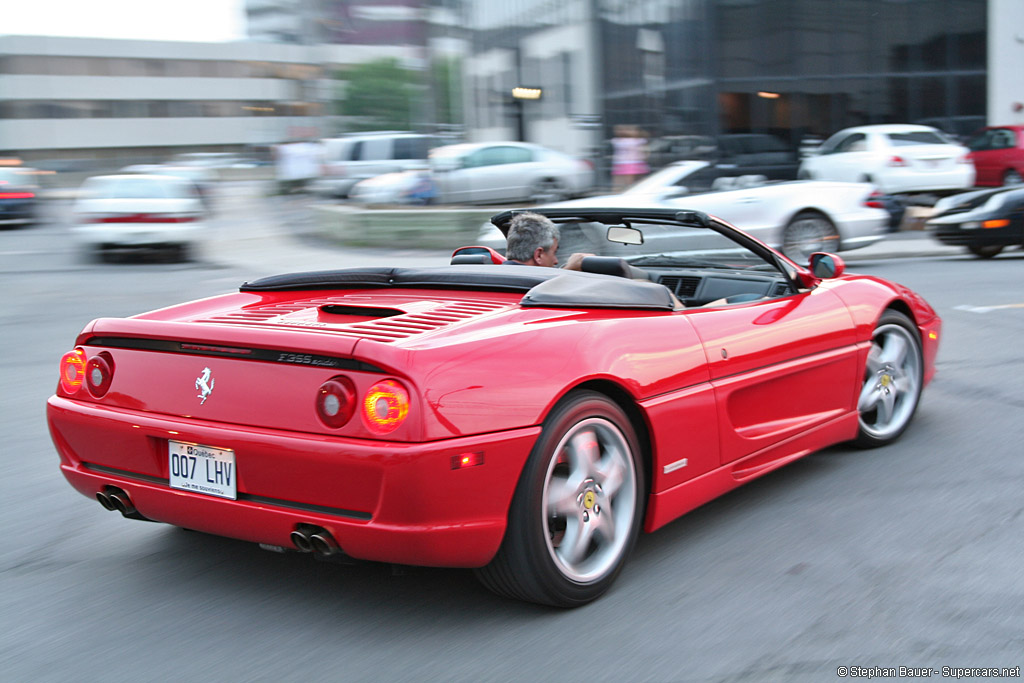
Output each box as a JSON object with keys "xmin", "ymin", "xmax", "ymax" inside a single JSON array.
[{"xmin": 241, "ymin": 266, "xmax": 676, "ymax": 311}]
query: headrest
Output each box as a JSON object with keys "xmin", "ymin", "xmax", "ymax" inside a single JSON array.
[{"xmin": 580, "ymin": 256, "xmax": 650, "ymax": 281}]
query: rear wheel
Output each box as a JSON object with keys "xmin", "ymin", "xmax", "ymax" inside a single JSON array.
[
  {"xmin": 782, "ymin": 211, "xmax": 839, "ymax": 263},
  {"xmin": 854, "ymin": 310, "xmax": 924, "ymax": 448},
  {"xmin": 967, "ymin": 244, "xmax": 1003, "ymax": 258},
  {"xmin": 1003, "ymin": 169, "xmax": 1023, "ymax": 186},
  {"xmin": 475, "ymin": 391, "xmax": 645, "ymax": 607}
]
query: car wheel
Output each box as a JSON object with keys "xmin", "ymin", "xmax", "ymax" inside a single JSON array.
[
  {"xmin": 854, "ymin": 310, "xmax": 924, "ymax": 448},
  {"xmin": 1003, "ymin": 169, "xmax": 1023, "ymax": 186},
  {"xmin": 475, "ymin": 390, "xmax": 645, "ymax": 607},
  {"xmin": 781, "ymin": 211, "xmax": 840, "ymax": 263},
  {"xmin": 967, "ymin": 244, "xmax": 1004, "ymax": 258},
  {"xmin": 529, "ymin": 178, "xmax": 568, "ymax": 204}
]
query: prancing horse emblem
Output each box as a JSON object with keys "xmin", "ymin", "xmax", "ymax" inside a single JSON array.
[{"xmin": 195, "ymin": 367, "xmax": 215, "ymax": 404}]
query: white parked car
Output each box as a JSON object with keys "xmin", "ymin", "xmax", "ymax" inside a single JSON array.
[
  {"xmin": 309, "ymin": 132, "xmax": 438, "ymax": 198},
  {"xmin": 798, "ymin": 124, "xmax": 974, "ymax": 194},
  {"xmin": 348, "ymin": 141, "xmax": 595, "ymax": 206},
  {"xmin": 429, "ymin": 142, "xmax": 594, "ymax": 204},
  {"xmin": 72, "ymin": 174, "xmax": 207, "ymax": 261},
  {"xmin": 477, "ymin": 175, "xmax": 890, "ymax": 263}
]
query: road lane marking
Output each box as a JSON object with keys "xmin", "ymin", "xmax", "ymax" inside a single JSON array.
[{"xmin": 954, "ymin": 303, "xmax": 1024, "ymax": 313}]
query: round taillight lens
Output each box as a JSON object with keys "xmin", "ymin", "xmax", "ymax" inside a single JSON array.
[
  {"xmin": 59, "ymin": 348, "xmax": 87, "ymax": 394},
  {"xmin": 86, "ymin": 353, "xmax": 114, "ymax": 397},
  {"xmin": 316, "ymin": 377, "xmax": 356, "ymax": 429},
  {"xmin": 362, "ymin": 379, "xmax": 410, "ymax": 435}
]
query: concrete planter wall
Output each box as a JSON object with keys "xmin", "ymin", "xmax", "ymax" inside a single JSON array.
[{"xmin": 312, "ymin": 205, "xmax": 502, "ymax": 250}]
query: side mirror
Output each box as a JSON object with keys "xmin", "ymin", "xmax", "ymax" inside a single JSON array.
[
  {"xmin": 809, "ymin": 252, "xmax": 845, "ymax": 279},
  {"xmin": 607, "ymin": 225, "xmax": 644, "ymax": 245}
]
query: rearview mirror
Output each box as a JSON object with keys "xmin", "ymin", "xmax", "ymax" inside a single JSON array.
[{"xmin": 607, "ymin": 225, "xmax": 644, "ymax": 245}]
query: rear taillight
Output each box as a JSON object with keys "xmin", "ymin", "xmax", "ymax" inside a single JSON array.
[
  {"xmin": 316, "ymin": 377, "xmax": 357, "ymax": 429},
  {"xmin": 362, "ymin": 379, "xmax": 410, "ymax": 435},
  {"xmin": 59, "ymin": 348, "xmax": 115, "ymax": 396},
  {"xmin": 59, "ymin": 348, "xmax": 87, "ymax": 394},
  {"xmin": 87, "ymin": 213, "xmax": 200, "ymax": 224},
  {"xmin": 865, "ymin": 190, "xmax": 886, "ymax": 208},
  {"xmin": 887, "ymin": 155, "xmax": 908, "ymax": 167},
  {"xmin": 0, "ymin": 192, "xmax": 34, "ymax": 199},
  {"xmin": 85, "ymin": 352, "xmax": 114, "ymax": 397},
  {"xmin": 958, "ymin": 154, "xmax": 972, "ymax": 165}
]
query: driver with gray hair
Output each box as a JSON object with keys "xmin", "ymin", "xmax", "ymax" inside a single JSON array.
[{"xmin": 504, "ymin": 211, "xmax": 588, "ymax": 269}]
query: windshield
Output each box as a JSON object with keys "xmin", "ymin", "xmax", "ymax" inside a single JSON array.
[
  {"xmin": 81, "ymin": 176, "xmax": 195, "ymax": 199},
  {"xmin": 887, "ymin": 131, "xmax": 951, "ymax": 146},
  {"xmin": 555, "ymin": 220, "xmax": 779, "ymax": 273}
]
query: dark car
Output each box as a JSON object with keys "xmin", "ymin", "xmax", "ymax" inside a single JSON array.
[
  {"xmin": 926, "ymin": 186, "xmax": 1024, "ymax": 258},
  {"xmin": 965, "ymin": 125, "xmax": 1024, "ymax": 186},
  {"xmin": 0, "ymin": 167, "xmax": 40, "ymax": 228},
  {"xmin": 648, "ymin": 133, "xmax": 800, "ymax": 181}
]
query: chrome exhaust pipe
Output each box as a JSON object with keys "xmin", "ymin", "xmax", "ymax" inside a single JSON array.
[
  {"xmin": 107, "ymin": 490, "xmax": 136, "ymax": 516},
  {"xmin": 309, "ymin": 531, "xmax": 339, "ymax": 556},
  {"xmin": 96, "ymin": 486, "xmax": 153, "ymax": 522},
  {"xmin": 290, "ymin": 529, "xmax": 314, "ymax": 553}
]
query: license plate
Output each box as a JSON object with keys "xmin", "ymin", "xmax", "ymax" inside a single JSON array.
[{"xmin": 168, "ymin": 440, "xmax": 237, "ymax": 500}]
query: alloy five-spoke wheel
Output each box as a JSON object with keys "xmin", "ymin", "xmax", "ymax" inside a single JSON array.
[
  {"xmin": 475, "ymin": 391, "xmax": 645, "ymax": 607},
  {"xmin": 855, "ymin": 310, "xmax": 924, "ymax": 447},
  {"xmin": 542, "ymin": 416, "xmax": 638, "ymax": 583}
]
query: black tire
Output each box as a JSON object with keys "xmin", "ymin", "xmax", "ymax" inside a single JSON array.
[
  {"xmin": 475, "ymin": 390, "xmax": 645, "ymax": 607},
  {"xmin": 781, "ymin": 210, "xmax": 840, "ymax": 263},
  {"xmin": 967, "ymin": 244, "xmax": 1003, "ymax": 259},
  {"xmin": 853, "ymin": 310, "xmax": 924, "ymax": 448},
  {"xmin": 1003, "ymin": 169, "xmax": 1023, "ymax": 186}
]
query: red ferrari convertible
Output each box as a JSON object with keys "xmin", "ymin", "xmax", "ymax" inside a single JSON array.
[{"xmin": 47, "ymin": 208, "xmax": 940, "ymax": 607}]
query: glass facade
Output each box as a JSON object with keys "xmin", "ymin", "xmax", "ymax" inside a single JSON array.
[{"xmin": 599, "ymin": 0, "xmax": 987, "ymax": 146}]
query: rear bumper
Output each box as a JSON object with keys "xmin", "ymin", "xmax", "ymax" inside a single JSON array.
[
  {"xmin": 834, "ymin": 213, "xmax": 888, "ymax": 251},
  {"xmin": 71, "ymin": 222, "xmax": 204, "ymax": 247},
  {"xmin": 48, "ymin": 395, "xmax": 538, "ymax": 567},
  {"xmin": 877, "ymin": 167, "xmax": 975, "ymax": 194}
]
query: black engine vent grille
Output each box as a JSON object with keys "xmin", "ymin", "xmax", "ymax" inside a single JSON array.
[{"xmin": 660, "ymin": 276, "xmax": 701, "ymax": 298}]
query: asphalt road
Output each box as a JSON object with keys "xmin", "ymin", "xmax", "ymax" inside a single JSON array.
[{"xmin": 2, "ymin": 185, "xmax": 1022, "ymax": 682}]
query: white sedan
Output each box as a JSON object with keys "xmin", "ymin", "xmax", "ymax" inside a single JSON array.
[
  {"xmin": 72, "ymin": 174, "xmax": 207, "ymax": 261},
  {"xmin": 477, "ymin": 174, "xmax": 890, "ymax": 264},
  {"xmin": 798, "ymin": 123, "xmax": 975, "ymax": 194},
  {"xmin": 350, "ymin": 141, "xmax": 594, "ymax": 206}
]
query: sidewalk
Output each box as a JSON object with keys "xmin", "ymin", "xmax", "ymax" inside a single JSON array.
[{"xmin": 842, "ymin": 228, "xmax": 960, "ymax": 262}]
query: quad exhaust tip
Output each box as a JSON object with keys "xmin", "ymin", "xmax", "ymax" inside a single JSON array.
[
  {"xmin": 290, "ymin": 525, "xmax": 342, "ymax": 557},
  {"xmin": 95, "ymin": 486, "xmax": 152, "ymax": 521}
]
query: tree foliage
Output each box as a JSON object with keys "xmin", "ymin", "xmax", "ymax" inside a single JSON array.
[{"xmin": 338, "ymin": 58, "xmax": 418, "ymax": 131}]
